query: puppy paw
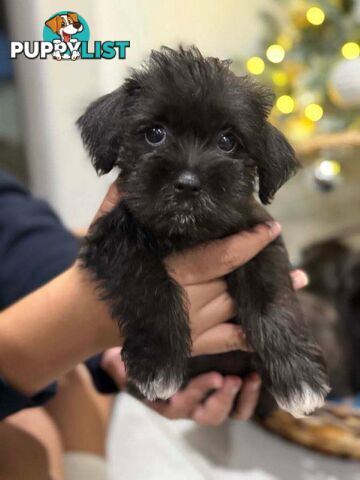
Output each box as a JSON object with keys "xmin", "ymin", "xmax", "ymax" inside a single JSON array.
[
  {"xmin": 273, "ymin": 381, "xmax": 330, "ymax": 418},
  {"xmin": 52, "ymin": 51, "xmax": 62, "ymax": 61},
  {"xmin": 268, "ymin": 345, "xmax": 330, "ymax": 417},
  {"xmin": 122, "ymin": 348, "xmax": 187, "ymax": 401},
  {"xmin": 71, "ymin": 50, "xmax": 81, "ymax": 61},
  {"xmin": 132, "ymin": 370, "xmax": 183, "ymax": 401}
]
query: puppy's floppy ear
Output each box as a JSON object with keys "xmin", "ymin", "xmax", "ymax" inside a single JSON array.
[
  {"xmin": 257, "ymin": 122, "xmax": 300, "ymax": 204},
  {"xmin": 77, "ymin": 79, "xmax": 139, "ymax": 175},
  {"xmin": 45, "ymin": 15, "xmax": 62, "ymax": 33},
  {"xmin": 235, "ymin": 75, "xmax": 300, "ymax": 204},
  {"xmin": 67, "ymin": 12, "xmax": 79, "ymax": 23}
]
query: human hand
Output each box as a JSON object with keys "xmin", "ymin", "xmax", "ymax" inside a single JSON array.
[
  {"xmin": 101, "ymin": 347, "xmax": 262, "ymax": 423},
  {"xmin": 165, "ymin": 231, "xmax": 309, "ymax": 355},
  {"xmin": 102, "ymin": 259, "xmax": 307, "ymax": 424},
  {"xmin": 91, "ymin": 182, "xmax": 300, "ymax": 356}
]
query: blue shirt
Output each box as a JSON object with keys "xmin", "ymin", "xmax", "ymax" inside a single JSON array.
[{"xmin": 0, "ymin": 172, "xmax": 117, "ymax": 420}]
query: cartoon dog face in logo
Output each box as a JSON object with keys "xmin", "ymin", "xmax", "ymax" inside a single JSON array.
[{"xmin": 45, "ymin": 12, "xmax": 83, "ymax": 60}]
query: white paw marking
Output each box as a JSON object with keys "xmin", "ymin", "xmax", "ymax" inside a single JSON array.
[
  {"xmin": 132, "ymin": 373, "xmax": 181, "ymax": 401},
  {"xmin": 275, "ymin": 382, "xmax": 330, "ymax": 418}
]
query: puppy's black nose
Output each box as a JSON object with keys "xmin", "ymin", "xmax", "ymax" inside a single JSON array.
[
  {"xmin": 73, "ymin": 21, "xmax": 81, "ymax": 29},
  {"xmin": 174, "ymin": 171, "xmax": 201, "ymax": 195}
]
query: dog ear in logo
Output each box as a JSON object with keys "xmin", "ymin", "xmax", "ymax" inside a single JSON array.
[
  {"xmin": 45, "ymin": 15, "xmax": 62, "ymax": 35},
  {"xmin": 67, "ymin": 12, "xmax": 80, "ymax": 25}
]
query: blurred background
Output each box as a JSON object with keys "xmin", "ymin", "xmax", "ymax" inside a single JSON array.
[{"xmin": 1, "ymin": 1, "xmax": 360, "ymax": 478}]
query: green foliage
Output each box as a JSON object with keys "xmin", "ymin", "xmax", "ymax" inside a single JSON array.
[{"xmin": 236, "ymin": 0, "xmax": 360, "ymax": 137}]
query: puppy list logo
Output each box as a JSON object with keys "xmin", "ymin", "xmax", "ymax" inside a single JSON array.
[{"xmin": 10, "ymin": 11, "xmax": 130, "ymax": 61}]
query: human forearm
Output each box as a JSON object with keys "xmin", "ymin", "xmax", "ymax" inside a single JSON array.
[{"xmin": 0, "ymin": 263, "xmax": 121, "ymax": 395}]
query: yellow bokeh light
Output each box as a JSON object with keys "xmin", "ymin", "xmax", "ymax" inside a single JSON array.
[
  {"xmin": 272, "ymin": 71, "xmax": 288, "ymax": 86},
  {"xmin": 246, "ymin": 56, "xmax": 265, "ymax": 75},
  {"xmin": 266, "ymin": 44, "xmax": 285, "ymax": 63},
  {"xmin": 304, "ymin": 103, "xmax": 323, "ymax": 121},
  {"xmin": 318, "ymin": 160, "xmax": 341, "ymax": 177},
  {"xmin": 277, "ymin": 34, "xmax": 293, "ymax": 51},
  {"xmin": 276, "ymin": 95, "xmax": 295, "ymax": 114},
  {"xmin": 285, "ymin": 117, "xmax": 315, "ymax": 142},
  {"xmin": 306, "ymin": 6, "xmax": 326, "ymax": 26},
  {"xmin": 341, "ymin": 42, "xmax": 360, "ymax": 59}
]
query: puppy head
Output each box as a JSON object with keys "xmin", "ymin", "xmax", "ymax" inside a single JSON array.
[{"xmin": 78, "ymin": 46, "xmax": 299, "ymax": 238}]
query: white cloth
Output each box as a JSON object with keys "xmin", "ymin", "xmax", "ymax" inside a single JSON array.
[
  {"xmin": 107, "ymin": 393, "xmax": 360, "ymax": 480},
  {"xmin": 64, "ymin": 452, "xmax": 108, "ymax": 480}
]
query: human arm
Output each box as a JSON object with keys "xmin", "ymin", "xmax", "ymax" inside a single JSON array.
[{"xmin": 0, "ymin": 188, "xmax": 282, "ymax": 402}]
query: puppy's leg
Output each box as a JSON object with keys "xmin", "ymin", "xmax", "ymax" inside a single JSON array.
[
  {"xmin": 80, "ymin": 203, "xmax": 191, "ymax": 401},
  {"xmin": 227, "ymin": 239, "xmax": 330, "ymax": 418}
]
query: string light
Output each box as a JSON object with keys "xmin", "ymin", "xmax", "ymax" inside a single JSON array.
[
  {"xmin": 266, "ymin": 44, "xmax": 285, "ymax": 63},
  {"xmin": 276, "ymin": 95, "xmax": 295, "ymax": 114},
  {"xmin": 317, "ymin": 160, "xmax": 341, "ymax": 178},
  {"xmin": 246, "ymin": 56, "xmax": 265, "ymax": 75},
  {"xmin": 306, "ymin": 6, "xmax": 326, "ymax": 26},
  {"xmin": 272, "ymin": 71, "xmax": 288, "ymax": 86},
  {"xmin": 304, "ymin": 103, "xmax": 323, "ymax": 121},
  {"xmin": 341, "ymin": 42, "xmax": 360, "ymax": 60},
  {"xmin": 314, "ymin": 160, "xmax": 342, "ymax": 191}
]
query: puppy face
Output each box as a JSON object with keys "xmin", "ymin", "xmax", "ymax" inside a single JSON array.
[{"xmin": 78, "ymin": 47, "xmax": 299, "ymax": 239}]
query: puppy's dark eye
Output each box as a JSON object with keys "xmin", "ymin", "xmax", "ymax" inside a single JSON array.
[
  {"xmin": 217, "ymin": 132, "xmax": 237, "ymax": 153},
  {"xmin": 145, "ymin": 126, "xmax": 167, "ymax": 146}
]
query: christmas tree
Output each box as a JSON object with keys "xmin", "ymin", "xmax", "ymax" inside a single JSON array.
[{"xmin": 236, "ymin": 0, "xmax": 360, "ymax": 144}]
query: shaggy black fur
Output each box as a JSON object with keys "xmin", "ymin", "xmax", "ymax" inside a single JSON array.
[
  {"xmin": 301, "ymin": 239, "xmax": 360, "ymax": 394},
  {"xmin": 78, "ymin": 46, "xmax": 329, "ymax": 416}
]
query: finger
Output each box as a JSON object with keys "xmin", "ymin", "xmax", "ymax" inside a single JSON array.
[
  {"xmin": 177, "ymin": 372, "xmax": 223, "ymax": 397},
  {"xmin": 146, "ymin": 372, "xmax": 223, "ymax": 419},
  {"xmin": 185, "ymin": 279, "xmax": 227, "ymax": 312},
  {"xmin": 232, "ymin": 373, "xmax": 261, "ymax": 421},
  {"xmin": 171, "ymin": 374, "xmax": 224, "ymax": 413},
  {"xmin": 170, "ymin": 372, "xmax": 224, "ymax": 414},
  {"xmin": 192, "ymin": 376, "xmax": 242, "ymax": 426},
  {"xmin": 93, "ymin": 182, "xmax": 122, "ymax": 223},
  {"xmin": 191, "ymin": 292, "xmax": 236, "ymax": 336},
  {"xmin": 166, "ymin": 222, "xmax": 282, "ymax": 285},
  {"xmin": 192, "ymin": 323, "xmax": 250, "ymax": 356},
  {"xmin": 290, "ymin": 269, "xmax": 309, "ymax": 290},
  {"xmin": 101, "ymin": 347, "xmax": 127, "ymax": 389}
]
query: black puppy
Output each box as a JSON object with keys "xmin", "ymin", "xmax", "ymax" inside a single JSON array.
[
  {"xmin": 78, "ymin": 46, "xmax": 329, "ymax": 417},
  {"xmin": 301, "ymin": 239, "xmax": 360, "ymax": 394}
]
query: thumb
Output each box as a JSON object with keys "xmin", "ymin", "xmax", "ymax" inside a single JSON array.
[{"xmin": 92, "ymin": 181, "xmax": 123, "ymax": 224}]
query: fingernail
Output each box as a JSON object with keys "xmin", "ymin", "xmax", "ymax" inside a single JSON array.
[
  {"xmin": 265, "ymin": 221, "xmax": 282, "ymax": 238},
  {"xmin": 250, "ymin": 380, "xmax": 261, "ymax": 391},
  {"xmin": 212, "ymin": 375, "xmax": 224, "ymax": 389},
  {"xmin": 236, "ymin": 328, "xmax": 252, "ymax": 352},
  {"xmin": 248, "ymin": 373, "xmax": 261, "ymax": 391},
  {"xmin": 295, "ymin": 270, "xmax": 309, "ymax": 287},
  {"xmin": 228, "ymin": 379, "xmax": 242, "ymax": 394}
]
